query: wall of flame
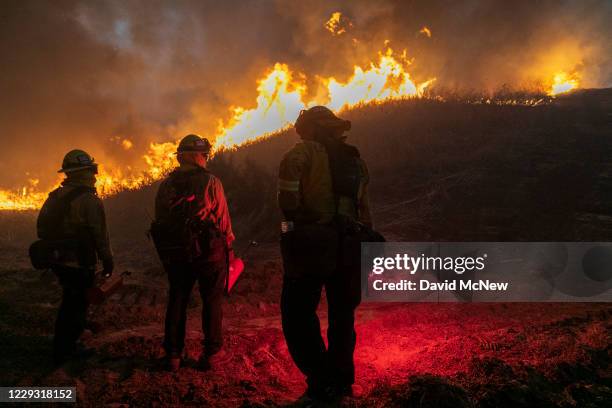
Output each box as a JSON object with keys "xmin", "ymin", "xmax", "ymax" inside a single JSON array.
[{"xmin": 0, "ymin": 47, "xmax": 434, "ymax": 210}]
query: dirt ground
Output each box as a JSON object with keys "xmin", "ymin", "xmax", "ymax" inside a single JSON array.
[{"xmin": 0, "ymin": 241, "xmax": 610, "ymax": 407}]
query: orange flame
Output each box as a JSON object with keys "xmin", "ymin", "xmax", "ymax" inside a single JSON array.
[
  {"xmin": 419, "ymin": 27, "xmax": 432, "ymax": 38},
  {"xmin": 548, "ymin": 71, "xmax": 580, "ymax": 96},
  {"xmin": 213, "ymin": 63, "xmax": 307, "ymax": 152},
  {"xmin": 0, "ymin": 48, "xmax": 433, "ymax": 211},
  {"xmin": 0, "ymin": 179, "xmax": 48, "ymax": 211},
  {"xmin": 325, "ymin": 11, "xmax": 352, "ymax": 36},
  {"xmin": 325, "ymin": 48, "xmax": 434, "ymax": 111},
  {"xmin": 121, "ymin": 139, "xmax": 133, "ymax": 150}
]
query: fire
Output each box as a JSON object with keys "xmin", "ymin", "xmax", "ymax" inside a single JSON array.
[
  {"xmin": 95, "ymin": 141, "xmax": 178, "ymax": 197},
  {"xmin": 419, "ymin": 27, "xmax": 432, "ymax": 38},
  {"xmin": 121, "ymin": 139, "xmax": 133, "ymax": 150},
  {"xmin": 213, "ymin": 63, "xmax": 306, "ymax": 152},
  {"xmin": 0, "ymin": 179, "xmax": 48, "ymax": 210},
  {"xmin": 548, "ymin": 71, "xmax": 580, "ymax": 96},
  {"xmin": 325, "ymin": 48, "xmax": 434, "ymax": 112},
  {"xmin": 0, "ymin": 47, "xmax": 433, "ymax": 211},
  {"xmin": 325, "ymin": 11, "xmax": 351, "ymax": 36}
]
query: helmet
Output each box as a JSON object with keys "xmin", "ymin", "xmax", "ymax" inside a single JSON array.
[
  {"xmin": 294, "ymin": 106, "xmax": 351, "ymax": 137},
  {"xmin": 177, "ymin": 134, "xmax": 212, "ymax": 154},
  {"xmin": 58, "ymin": 149, "xmax": 98, "ymax": 173}
]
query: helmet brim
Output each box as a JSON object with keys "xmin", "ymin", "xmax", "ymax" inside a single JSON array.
[
  {"xmin": 58, "ymin": 164, "xmax": 98, "ymax": 173},
  {"xmin": 175, "ymin": 149, "xmax": 211, "ymax": 155}
]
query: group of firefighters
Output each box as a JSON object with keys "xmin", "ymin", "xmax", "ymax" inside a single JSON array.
[{"xmin": 34, "ymin": 106, "xmax": 382, "ymax": 403}]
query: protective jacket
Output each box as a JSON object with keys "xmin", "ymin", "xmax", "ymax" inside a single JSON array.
[
  {"xmin": 155, "ymin": 163, "xmax": 235, "ymax": 247},
  {"xmin": 37, "ymin": 179, "xmax": 113, "ymax": 267},
  {"xmin": 278, "ymin": 140, "xmax": 372, "ymax": 226}
]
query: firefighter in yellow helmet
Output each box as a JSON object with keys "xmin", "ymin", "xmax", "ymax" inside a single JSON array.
[
  {"xmin": 278, "ymin": 106, "xmax": 380, "ymax": 401},
  {"xmin": 36, "ymin": 149, "xmax": 114, "ymax": 365},
  {"xmin": 152, "ymin": 134, "xmax": 235, "ymax": 372}
]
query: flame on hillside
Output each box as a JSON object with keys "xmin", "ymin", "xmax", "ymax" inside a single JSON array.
[
  {"xmin": 0, "ymin": 179, "xmax": 48, "ymax": 211},
  {"xmin": 0, "ymin": 46, "xmax": 434, "ymax": 211},
  {"xmin": 213, "ymin": 63, "xmax": 306, "ymax": 152},
  {"xmin": 325, "ymin": 48, "xmax": 434, "ymax": 111},
  {"xmin": 0, "ymin": 46, "xmax": 585, "ymax": 211},
  {"xmin": 548, "ymin": 71, "xmax": 580, "ymax": 96}
]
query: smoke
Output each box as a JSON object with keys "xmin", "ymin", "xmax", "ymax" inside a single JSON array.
[{"xmin": 0, "ymin": 0, "xmax": 610, "ymax": 189}]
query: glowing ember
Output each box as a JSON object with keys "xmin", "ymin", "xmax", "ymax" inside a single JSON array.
[
  {"xmin": 549, "ymin": 72, "xmax": 579, "ymax": 96},
  {"xmin": 0, "ymin": 47, "xmax": 433, "ymax": 211},
  {"xmin": 325, "ymin": 11, "xmax": 351, "ymax": 36},
  {"xmin": 419, "ymin": 27, "xmax": 432, "ymax": 38},
  {"xmin": 121, "ymin": 139, "xmax": 133, "ymax": 150}
]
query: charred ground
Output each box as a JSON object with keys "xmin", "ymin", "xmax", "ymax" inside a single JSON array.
[{"xmin": 0, "ymin": 91, "xmax": 611, "ymax": 407}]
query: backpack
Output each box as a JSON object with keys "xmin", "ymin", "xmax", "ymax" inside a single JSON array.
[
  {"xmin": 315, "ymin": 135, "xmax": 363, "ymax": 208},
  {"xmin": 30, "ymin": 186, "xmax": 97, "ymax": 270},
  {"xmin": 316, "ymin": 135, "xmax": 386, "ymax": 247},
  {"xmin": 150, "ymin": 168, "xmax": 223, "ymax": 264}
]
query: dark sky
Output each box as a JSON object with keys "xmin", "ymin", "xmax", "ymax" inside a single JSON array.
[{"xmin": 0, "ymin": 0, "xmax": 610, "ymax": 188}]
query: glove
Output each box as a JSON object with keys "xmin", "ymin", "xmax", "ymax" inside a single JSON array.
[{"xmin": 102, "ymin": 258, "xmax": 114, "ymax": 278}]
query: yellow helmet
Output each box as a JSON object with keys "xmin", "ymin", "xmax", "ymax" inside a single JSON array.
[{"xmin": 58, "ymin": 149, "xmax": 98, "ymax": 173}]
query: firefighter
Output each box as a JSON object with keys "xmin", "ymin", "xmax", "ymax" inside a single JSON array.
[
  {"xmin": 153, "ymin": 134, "xmax": 234, "ymax": 372},
  {"xmin": 278, "ymin": 106, "xmax": 376, "ymax": 401},
  {"xmin": 37, "ymin": 149, "xmax": 114, "ymax": 365}
]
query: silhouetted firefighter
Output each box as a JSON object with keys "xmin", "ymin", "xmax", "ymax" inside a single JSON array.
[
  {"xmin": 278, "ymin": 106, "xmax": 384, "ymax": 401},
  {"xmin": 31, "ymin": 150, "xmax": 114, "ymax": 365},
  {"xmin": 151, "ymin": 134, "xmax": 235, "ymax": 372}
]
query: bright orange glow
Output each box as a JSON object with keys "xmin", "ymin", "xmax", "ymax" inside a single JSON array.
[
  {"xmin": 0, "ymin": 179, "xmax": 49, "ymax": 210},
  {"xmin": 420, "ymin": 27, "xmax": 432, "ymax": 38},
  {"xmin": 325, "ymin": 11, "xmax": 351, "ymax": 36},
  {"xmin": 213, "ymin": 63, "xmax": 306, "ymax": 152},
  {"xmin": 325, "ymin": 48, "xmax": 434, "ymax": 112},
  {"xmin": 121, "ymin": 139, "xmax": 133, "ymax": 150},
  {"xmin": 548, "ymin": 72, "xmax": 580, "ymax": 96},
  {"xmin": 0, "ymin": 48, "xmax": 433, "ymax": 211}
]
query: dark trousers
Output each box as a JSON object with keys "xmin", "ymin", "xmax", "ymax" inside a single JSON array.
[
  {"xmin": 163, "ymin": 259, "xmax": 226, "ymax": 357},
  {"xmin": 280, "ymin": 227, "xmax": 361, "ymax": 388},
  {"xmin": 53, "ymin": 266, "xmax": 95, "ymax": 358}
]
